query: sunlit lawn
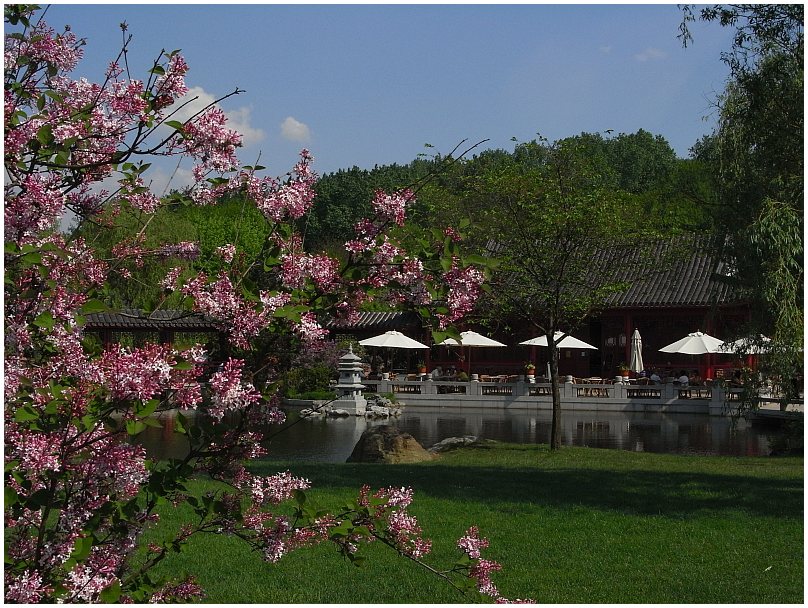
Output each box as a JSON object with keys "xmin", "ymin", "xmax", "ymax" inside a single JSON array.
[{"xmin": 146, "ymin": 444, "xmax": 803, "ymax": 603}]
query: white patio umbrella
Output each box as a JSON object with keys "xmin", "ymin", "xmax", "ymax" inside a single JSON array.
[
  {"xmin": 629, "ymin": 329, "xmax": 644, "ymax": 374},
  {"xmin": 519, "ymin": 332, "xmax": 597, "ymax": 350},
  {"xmin": 658, "ymin": 331, "xmax": 724, "ymax": 355},
  {"xmin": 437, "ymin": 330, "xmax": 506, "ymax": 375},
  {"xmin": 359, "ymin": 330, "xmax": 429, "ymax": 373},
  {"xmin": 359, "ymin": 330, "xmax": 429, "ymax": 349},
  {"xmin": 520, "ymin": 332, "xmax": 597, "ymax": 379}
]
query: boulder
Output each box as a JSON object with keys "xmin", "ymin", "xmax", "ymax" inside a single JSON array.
[
  {"xmin": 328, "ymin": 409, "xmax": 351, "ymax": 418},
  {"xmin": 346, "ymin": 425, "xmax": 435, "ymax": 464},
  {"xmin": 299, "ymin": 408, "xmax": 325, "ymax": 418},
  {"xmin": 366, "ymin": 405, "xmax": 391, "ymax": 419},
  {"xmin": 428, "ymin": 435, "xmax": 480, "ymax": 453}
]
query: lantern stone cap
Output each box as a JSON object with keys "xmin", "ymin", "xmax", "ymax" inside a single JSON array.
[{"xmin": 340, "ymin": 344, "xmax": 362, "ymax": 362}]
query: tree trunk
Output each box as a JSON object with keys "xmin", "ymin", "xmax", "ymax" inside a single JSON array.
[{"xmin": 549, "ymin": 340, "xmax": 562, "ymax": 450}]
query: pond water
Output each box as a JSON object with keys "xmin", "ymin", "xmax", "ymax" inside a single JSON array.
[{"xmin": 136, "ymin": 405, "xmax": 789, "ymax": 462}]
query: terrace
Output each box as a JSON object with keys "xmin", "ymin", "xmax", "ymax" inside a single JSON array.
[{"xmin": 358, "ymin": 375, "xmax": 801, "ymax": 418}]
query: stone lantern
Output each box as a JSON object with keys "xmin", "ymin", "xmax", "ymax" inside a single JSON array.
[{"xmin": 332, "ymin": 344, "xmax": 367, "ymax": 415}]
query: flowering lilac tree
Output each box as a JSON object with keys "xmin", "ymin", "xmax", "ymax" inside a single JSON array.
[{"xmin": 4, "ymin": 6, "xmax": 530, "ymax": 603}]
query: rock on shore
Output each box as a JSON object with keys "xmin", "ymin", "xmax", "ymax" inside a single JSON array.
[{"xmin": 346, "ymin": 425, "xmax": 434, "ymax": 464}]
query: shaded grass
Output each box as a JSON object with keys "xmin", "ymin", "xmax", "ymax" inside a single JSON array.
[{"xmin": 146, "ymin": 444, "xmax": 803, "ymax": 603}]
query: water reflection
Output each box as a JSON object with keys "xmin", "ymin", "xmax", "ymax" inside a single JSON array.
[{"xmin": 136, "ymin": 406, "xmax": 784, "ymax": 463}]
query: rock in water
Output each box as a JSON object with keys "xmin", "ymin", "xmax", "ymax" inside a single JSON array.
[
  {"xmin": 346, "ymin": 425, "xmax": 434, "ymax": 464},
  {"xmin": 428, "ymin": 435, "xmax": 480, "ymax": 453}
]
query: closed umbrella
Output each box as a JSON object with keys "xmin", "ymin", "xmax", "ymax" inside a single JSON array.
[
  {"xmin": 629, "ymin": 329, "xmax": 644, "ymax": 374},
  {"xmin": 437, "ymin": 330, "xmax": 506, "ymax": 375}
]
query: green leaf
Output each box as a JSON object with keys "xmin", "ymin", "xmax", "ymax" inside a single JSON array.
[
  {"xmin": 99, "ymin": 581, "xmax": 121, "ymax": 603},
  {"xmin": 70, "ymin": 536, "xmax": 94, "ymax": 562},
  {"xmin": 80, "ymin": 299, "xmax": 108, "ymax": 314},
  {"xmin": 126, "ymin": 420, "xmax": 147, "ymax": 436},
  {"xmin": 13, "ymin": 405, "xmax": 40, "ymax": 422},
  {"xmin": 164, "ymin": 120, "xmax": 184, "ymax": 131},
  {"xmin": 33, "ymin": 311, "xmax": 55, "ymax": 330},
  {"xmin": 174, "ymin": 412, "xmax": 187, "ymax": 435},
  {"xmin": 141, "ymin": 417, "xmax": 163, "ymax": 428},
  {"xmin": 5, "ymin": 486, "xmax": 20, "ymax": 508},
  {"xmin": 135, "ymin": 399, "xmax": 159, "ymax": 418},
  {"xmin": 36, "ymin": 123, "xmax": 54, "ymax": 146},
  {"xmin": 292, "ymin": 488, "xmax": 307, "ymax": 507}
]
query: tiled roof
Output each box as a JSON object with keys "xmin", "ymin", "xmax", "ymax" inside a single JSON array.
[
  {"xmin": 84, "ymin": 308, "xmax": 218, "ymax": 331},
  {"xmin": 326, "ymin": 310, "xmax": 421, "ymax": 331},
  {"xmin": 602, "ymin": 234, "xmax": 738, "ymax": 308}
]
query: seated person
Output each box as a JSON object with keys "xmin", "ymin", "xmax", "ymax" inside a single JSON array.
[
  {"xmin": 430, "ymin": 366, "xmax": 443, "ymax": 379},
  {"xmin": 731, "ymin": 369, "xmax": 744, "ymax": 386},
  {"xmin": 677, "ymin": 370, "xmax": 690, "ymax": 386},
  {"xmin": 649, "ymin": 371, "xmax": 662, "ymax": 384},
  {"xmin": 690, "ymin": 370, "xmax": 703, "ymax": 386}
]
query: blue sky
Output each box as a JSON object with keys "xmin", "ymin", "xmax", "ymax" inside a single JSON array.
[{"xmin": 43, "ymin": 2, "xmax": 735, "ymax": 183}]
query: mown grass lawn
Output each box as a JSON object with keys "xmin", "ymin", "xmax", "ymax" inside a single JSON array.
[{"xmin": 147, "ymin": 444, "xmax": 803, "ymax": 604}]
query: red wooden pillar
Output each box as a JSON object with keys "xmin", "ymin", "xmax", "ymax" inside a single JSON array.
[{"xmin": 623, "ymin": 312, "xmax": 633, "ymax": 371}]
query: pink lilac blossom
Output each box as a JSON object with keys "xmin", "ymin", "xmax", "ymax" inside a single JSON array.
[
  {"xmin": 439, "ymin": 262, "xmax": 486, "ymax": 329},
  {"xmin": 238, "ymin": 470, "xmax": 311, "ymax": 506},
  {"xmin": 470, "ymin": 558, "xmax": 504, "ymax": 598},
  {"xmin": 371, "ymin": 188, "xmax": 413, "ymax": 227},
  {"xmin": 157, "ymin": 241, "xmax": 200, "ymax": 260},
  {"xmin": 178, "ymin": 107, "xmax": 241, "ymax": 174},
  {"xmin": 216, "ymin": 243, "xmax": 236, "ymax": 263},
  {"xmin": 94, "ymin": 343, "xmax": 176, "ymax": 401},
  {"xmin": 248, "ymin": 150, "xmax": 317, "ymax": 221},
  {"xmin": 280, "ymin": 253, "xmax": 340, "ymax": 290},
  {"xmin": 259, "ymin": 290, "xmax": 292, "ymax": 315},
  {"xmin": 154, "ymin": 53, "xmax": 189, "ymax": 101},
  {"xmin": 208, "ymin": 358, "xmax": 261, "ymax": 419},
  {"xmin": 148, "ymin": 577, "xmax": 205, "ymax": 603},
  {"xmin": 4, "ymin": 569, "xmax": 51, "ymax": 603},
  {"xmin": 182, "ymin": 272, "xmax": 268, "ymax": 348},
  {"xmin": 4, "ymin": 173, "xmax": 66, "ymax": 242},
  {"xmin": 12, "ymin": 431, "xmax": 62, "ymax": 477},
  {"xmin": 160, "ymin": 266, "xmax": 183, "ymax": 291},
  {"xmin": 4, "ymin": 17, "xmax": 83, "ymax": 73},
  {"xmin": 121, "ymin": 176, "xmax": 160, "ymax": 213},
  {"xmin": 386, "ymin": 510, "xmax": 432, "ymax": 558},
  {"xmin": 294, "ymin": 312, "xmax": 329, "ymax": 343},
  {"xmin": 457, "ymin": 526, "xmax": 489, "ymax": 559},
  {"xmin": 444, "ymin": 226, "xmax": 462, "ymax": 242}
]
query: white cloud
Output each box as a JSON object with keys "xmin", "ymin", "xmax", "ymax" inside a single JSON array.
[
  {"xmin": 280, "ymin": 116, "xmax": 311, "ymax": 143},
  {"xmin": 599, "ymin": 45, "xmax": 613, "ymax": 54},
  {"xmin": 634, "ymin": 47, "xmax": 668, "ymax": 62},
  {"xmin": 224, "ymin": 106, "xmax": 264, "ymax": 146},
  {"xmin": 144, "ymin": 165, "xmax": 196, "ymax": 197},
  {"xmin": 171, "ymin": 86, "xmax": 265, "ymax": 145}
]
